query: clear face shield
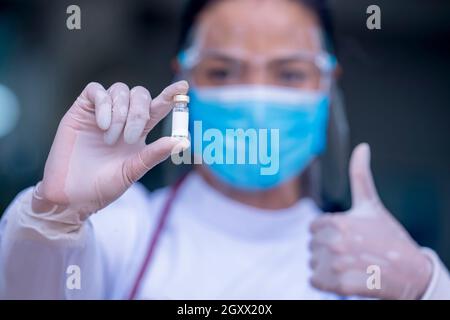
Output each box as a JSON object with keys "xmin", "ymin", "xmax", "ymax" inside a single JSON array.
[
  {"xmin": 172, "ymin": 25, "xmax": 339, "ymax": 191},
  {"xmin": 178, "ymin": 49, "xmax": 336, "ymax": 92},
  {"xmin": 176, "ymin": 27, "xmax": 336, "ymax": 93}
]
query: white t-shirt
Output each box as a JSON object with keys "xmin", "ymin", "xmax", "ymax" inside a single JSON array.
[
  {"xmin": 119, "ymin": 172, "xmax": 337, "ymax": 299},
  {"xmin": 2, "ymin": 172, "xmax": 448, "ymax": 299}
]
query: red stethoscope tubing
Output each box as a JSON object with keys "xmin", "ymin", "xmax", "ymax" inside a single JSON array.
[{"xmin": 127, "ymin": 174, "xmax": 188, "ymax": 300}]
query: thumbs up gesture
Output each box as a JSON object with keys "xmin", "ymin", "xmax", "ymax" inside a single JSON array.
[{"xmin": 309, "ymin": 143, "xmax": 433, "ymax": 299}]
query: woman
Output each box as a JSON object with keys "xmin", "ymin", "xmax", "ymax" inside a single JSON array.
[{"xmin": 1, "ymin": 0, "xmax": 449, "ymax": 299}]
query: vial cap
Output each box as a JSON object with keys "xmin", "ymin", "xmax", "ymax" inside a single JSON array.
[{"xmin": 173, "ymin": 94, "xmax": 190, "ymax": 103}]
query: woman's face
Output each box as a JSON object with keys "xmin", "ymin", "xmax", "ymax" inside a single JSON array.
[{"xmin": 184, "ymin": 0, "xmax": 329, "ymax": 90}]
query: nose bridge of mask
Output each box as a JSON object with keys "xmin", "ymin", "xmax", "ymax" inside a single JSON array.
[
  {"xmin": 192, "ymin": 85, "xmax": 324, "ymax": 108},
  {"xmin": 189, "ymin": 85, "xmax": 328, "ymax": 140}
]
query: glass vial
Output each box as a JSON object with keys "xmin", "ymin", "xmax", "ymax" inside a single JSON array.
[{"xmin": 171, "ymin": 94, "xmax": 190, "ymax": 139}]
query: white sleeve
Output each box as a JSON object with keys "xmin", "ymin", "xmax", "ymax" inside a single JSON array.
[
  {"xmin": 420, "ymin": 248, "xmax": 450, "ymax": 300},
  {"xmin": 0, "ymin": 183, "xmax": 162, "ymax": 300}
]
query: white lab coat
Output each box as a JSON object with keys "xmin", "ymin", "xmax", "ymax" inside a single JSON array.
[{"xmin": 0, "ymin": 172, "xmax": 449, "ymax": 299}]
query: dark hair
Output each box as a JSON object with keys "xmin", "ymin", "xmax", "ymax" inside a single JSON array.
[{"xmin": 176, "ymin": 0, "xmax": 336, "ymax": 54}]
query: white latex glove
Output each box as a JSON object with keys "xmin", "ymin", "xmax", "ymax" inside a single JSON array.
[
  {"xmin": 309, "ymin": 143, "xmax": 432, "ymax": 299},
  {"xmin": 33, "ymin": 81, "xmax": 190, "ymax": 220}
]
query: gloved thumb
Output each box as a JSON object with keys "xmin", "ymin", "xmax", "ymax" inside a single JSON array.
[
  {"xmin": 123, "ymin": 137, "xmax": 190, "ymax": 185},
  {"xmin": 349, "ymin": 143, "xmax": 380, "ymax": 208}
]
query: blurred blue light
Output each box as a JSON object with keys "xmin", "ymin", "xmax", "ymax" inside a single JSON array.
[{"xmin": 0, "ymin": 84, "xmax": 20, "ymax": 138}]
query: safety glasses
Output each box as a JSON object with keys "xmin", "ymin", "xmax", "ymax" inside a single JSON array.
[{"xmin": 178, "ymin": 49, "xmax": 336, "ymax": 91}]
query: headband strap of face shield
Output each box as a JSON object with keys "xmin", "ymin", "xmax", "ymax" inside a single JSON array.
[
  {"xmin": 178, "ymin": 48, "xmax": 336, "ymax": 75},
  {"xmin": 176, "ymin": 23, "xmax": 337, "ymax": 91}
]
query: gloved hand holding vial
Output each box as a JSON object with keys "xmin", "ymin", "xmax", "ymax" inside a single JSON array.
[{"xmin": 30, "ymin": 81, "xmax": 190, "ymax": 218}]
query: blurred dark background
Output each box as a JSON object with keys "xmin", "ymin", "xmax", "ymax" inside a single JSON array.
[{"xmin": 0, "ymin": 0, "xmax": 449, "ymax": 266}]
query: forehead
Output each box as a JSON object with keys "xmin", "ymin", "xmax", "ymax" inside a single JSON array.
[{"xmin": 194, "ymin": 0, "xmax": 323, "ymax": 56}]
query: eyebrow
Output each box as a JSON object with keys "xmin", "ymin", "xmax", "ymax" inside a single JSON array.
[
  {"xmin": 273, "ymin": 57, "xmax": 310, "ymax": 64},
  {"xmin": 200, "ymin": 52, "xmax": 244, "ymax": 64}
]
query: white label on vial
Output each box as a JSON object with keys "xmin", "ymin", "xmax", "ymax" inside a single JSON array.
[{"xmin": 171, "ymin": 111, "xmax": 189, "ymax": 137}]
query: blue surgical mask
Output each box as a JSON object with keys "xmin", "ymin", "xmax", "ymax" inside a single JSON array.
[{"xmin": 189, "ymin": 85, "xmax": 329, "ymax": 191}]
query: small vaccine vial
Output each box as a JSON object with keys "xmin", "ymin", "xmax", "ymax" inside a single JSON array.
[{"xmin": 171, "ymin": 94, "xmax": 190, "ymax": 139}]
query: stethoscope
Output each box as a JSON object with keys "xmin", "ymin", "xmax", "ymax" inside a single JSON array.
[{"xmin": 127, "ymin": 173, "xmax": 346, "ymax": 300}]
